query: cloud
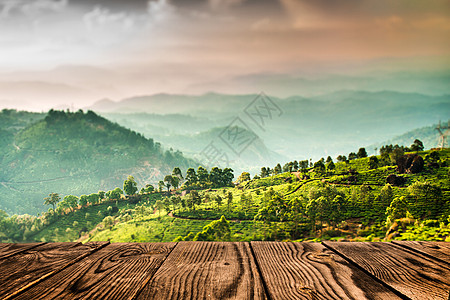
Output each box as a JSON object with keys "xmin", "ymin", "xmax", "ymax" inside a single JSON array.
[
  {"xmin": 208, "ymin": 0, "xmax": 245, "ymax": 11},
  {"xmin": 147, "ymin": 0, "xmax": 176, "ymax": 21},
  {"xmin": 83, "ymin": 6, "xmax": 135, "ymax": 31},
  {"xmin": 0, "ymin": 0, "xmax": 67, "ymax": 18}
]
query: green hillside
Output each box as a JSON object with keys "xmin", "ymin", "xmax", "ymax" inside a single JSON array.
[
  {"xmin": 0, "ymin": 109, "xmax": 198, "ymax": 215},
  {"xmin": 1, "ymin": 147, "xmax": 448, "ymax": 244}
]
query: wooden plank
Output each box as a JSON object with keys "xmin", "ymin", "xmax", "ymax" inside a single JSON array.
[
  {"xmin": 251, "ymin": 242, "xmax": 402, "ymax": 300},
  {"xmin": 0, "ymin": 242, "xmax": 107, "ymax": 299},
  {"xmin": 0, "ymin": 243, "xmax": 11, "ymax": 250},
  {"xmin": 0, "ymin": 243, "xmax": 45, "ymax": 260},
  {"xmin": 323, "ymin": 241, "xmax": 450, "ymax": 300},
  {"xmin": 392, "ymin": 241, "xmax": 450, "ymax": 265},
  {"xmin": 137, "ymin": 241, "xmax": 267, "ymax": 300},
  {"xmin": 14, "ymin": 242, "xmax": 176, "ymax": 300}
]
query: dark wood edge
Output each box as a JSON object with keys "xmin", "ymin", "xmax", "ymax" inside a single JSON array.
[{"xmin": 391, "ymin": 241, "xmax": 450, "ymax": 268}]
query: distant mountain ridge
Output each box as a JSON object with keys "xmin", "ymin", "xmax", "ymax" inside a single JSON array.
[
  {"xmin": 96, "ymin": 90, "xmax": 449, "ymax": 162},
  {"xmin": 367, "ymin": 122, "xmax": 449, "ymax": 151}
]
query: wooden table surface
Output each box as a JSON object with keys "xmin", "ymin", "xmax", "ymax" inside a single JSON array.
[{"xmin": 0, "ymin": 241, "xmax": 448, "ymax": 299}]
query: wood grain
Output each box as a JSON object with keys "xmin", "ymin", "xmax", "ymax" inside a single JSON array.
[
  {"xmin": 0, "ymin": 243, "xmax": 44, "ymax": 260},
  {"xmin": 250, "ymin": 242, "xmax": 401, "ymax": 300},
  {"xmin": 323, "ymin": 241, "xmax": 450, "ymax": 300},
  {"xmin": 137, "ymin": 241, "xmax": 267, "ymax": 300},
  {"xmin": 0, "ymin": 242, "xmax": 107, "ymax": 299},
  {"xmin": 14, "ymin": 242, "xmax": 176, "ymax": 300},
  {"xmin": 392, "ymin": 240, "xmax": 450, "ymax": 265}
]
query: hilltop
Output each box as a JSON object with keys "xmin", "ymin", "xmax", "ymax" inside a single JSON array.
[{"xmin": 0, "ymin": 109, "xmax": 197, "ymax": 215}]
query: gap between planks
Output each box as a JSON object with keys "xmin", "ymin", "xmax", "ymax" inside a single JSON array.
[
  {"xmin": 391, "ymin": 241, "xmax": 450, "ymax": 267},
  {"xmin": 321, "ymin": 242, "xmax": 410, "ymax": 300},
  {"xmin": 323, "ymin": 241, "xmax": 450, "ymax": 300}
]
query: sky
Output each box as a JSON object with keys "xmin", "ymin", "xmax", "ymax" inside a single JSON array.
[{"xmin": 0, "ymin": 0, "xmax": 449, "ymax": 110}]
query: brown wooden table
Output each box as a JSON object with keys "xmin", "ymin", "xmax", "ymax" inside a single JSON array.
[{"xmin": 0, "ymin": 241, "xmax": 448, "ymax": 299}]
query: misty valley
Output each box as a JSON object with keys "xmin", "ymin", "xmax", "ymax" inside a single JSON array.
[{"xmin": 0, "ymin": 101, "xmax": 448, "ymax": 244}]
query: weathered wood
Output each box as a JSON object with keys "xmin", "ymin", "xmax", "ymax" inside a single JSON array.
[
  {"xmin": 137, "ymin": 241, "xmax": 267, "ymax": 300},
  {"xmin": 323, "ymin": 241, "xmax": 450, "ymax": 300},
  {"xmin": 392, "ymin": 240, "xmax": 450, "ymax": 265},
  {"xmin": 14, "ymin": 242, "xmax": 176, "ymax": 300},
  {"xmin": 0, "ymin": 242, "xmax": 45, "ymax": 260},
  {"xmin": 0, "ymin": 242, "xmax": 107, "ymax": 299},
  {"xmin": 251, "ymin": 242, "xmax": 401, "ymax": 300}
]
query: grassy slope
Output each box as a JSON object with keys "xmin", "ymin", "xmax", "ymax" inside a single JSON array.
[{"xmin": 22, "ymin": 149, "xmax": 450, "ymax": 243}]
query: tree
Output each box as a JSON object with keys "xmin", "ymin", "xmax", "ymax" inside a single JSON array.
[
  {"xmin": 238, "ymin": 172, "xmax": 251, "ymax": 183},
  {"xmin": 193, "ymin": 216, "xmax": 231, "ymax": 241},
  {"xmin": 215, "ymin": 195, "xmax": 223, "ymax": 210},
  {"xmin": 164, "ymin": 175, "xmax": 173, "ymax": 192},
  {"xmin": 293, "ymin": 161, "xmax": 299, "ymax": 171},
  {"xmin": 299, "ymin": 160, "xmax": 309, "ymax": 171},
  {"xmin": 368, "ymin": 156, "xmax": 378, "ymax": 169},
  {"xmin": 348, "ymin": 152, "xmax": 357, "ymax": 160},
  {"xmin": 197, "ymin": 166, "xmax": 209, "ymax": 187},
  {"xmin": 408, "ymin": 181, "xmax": 443, "ymax": 219},
  {"xmin": 188, "ymin": 190, "xmax": 201, "ymax": 211},
  {"xmin": 155, "ymin": 200, "xmax": 164, "ymax": 217},
  {"xmin": 172, "ymin": 176, "xmax": 180, "ymax": 190},
  {"xmin": 63, "ymin": 195, "xmax": 78, "ymax": 212},
  {"xmin": 410, "ymin": 139, "xmax": 424, "ymax": 152},
  {"xmin": 326, "ymin": 160, "xmax": 335, "ymax": 173},
  {"xmin": 326, "ymin": 156, "xmax": 333, "ymax": 164},
  {"xmin": 330, "ymin": 195, "xmax": 345, "ymax": 227},
  {"xmin": 274, "ymin": 163, "xmax": 282, "ymax": 175},
  {"xmin": 108, "ymin": 188, "xmax": 123, "ymax": 201},
  {"xmin": 79, "ymin": 195, "xmax": 88, "ymax": 207},
  {"xmin": 306, "ymin": 199, "xmax": 318, "ymax": 234},
  {"xmin": 386, "ymin": 196, "xmax": 409, "ymax": 225},
  {"xmin": 123, "ymin": 175, "xmax": 138, "ymax": 196},
  {"xmin": 376, "ymin": 183, "xmax": 393, "ymax": 208},
  {"xmin": 172, "ymin": 167, "xmax": 183, "ymax": 179},
  {"xmin": 227, "ymin": 191, "xmax": 233, "ymax": 212},
  {"xmin": 185, "ymin": 168, "xmax": 197, "ymax": 186},
  {"xmin": 103, "ymin": 216, "xmax": 114, "ymax": 230},
  {"xmin": 171, "ymin": 195, "xmax": 181, "ymax": 212},
  {"xmin": 98, "ymin": 191, "xmax": 105, "ymax": 201},
  {"xmin": 357, "ymin": 148, "xmax": 368, "ymax": 158},
  {"xmin": 209, "ymin": 167, "xmax": 222, "ymax": 187},
  {"xmin": 390, "ymin": 147, "xmax": 404, "ymax": 165},
  {"xmin": 44, "ymin": 193, "xmax": 61, "ymax": 211},
  {"xmin": 313, "ymin": 160, "xmax": 325, "ymax": 174},
  {"xmin": 87, "ymin": 193, "xmax": 100, "ymax": 205},
  {"xmin": 158, "ymin": 181, "xmax": 165, "ymax": 192},
  {"xmin": 140, "ymin": 184, "xmax": 154, "ymax": 194},
  {"xmin": 287, "ymin": 197, "xmax": 304, "ymax": 237},
  {"xmin": 336, "ymin": 155, "xmax": 347, "ymax": 163},
  {"xmin": 221, "ymin": 168, "xmax": 234, "ymax": 187}
]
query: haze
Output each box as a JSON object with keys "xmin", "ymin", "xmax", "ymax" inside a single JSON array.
[{"xmin": 0, "ymin": 0, "xmax": 449, "ymax": 111}]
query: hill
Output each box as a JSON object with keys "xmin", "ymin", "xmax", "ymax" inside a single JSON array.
[
  {"xmin": 94, "ymin": 90, "xmax": 449, "ymax": 161},
  {"xmin": 1, "ymin": 148, "xmax": 448, "ymax": 244},
  {"xmin": 367, "ymin": 122, "xmax": 448, "ymax": 151},
  {"xmin": 0, "ymin": 109, "xmax": 198, "ymax": 215},
  {"xmin": 82, "ymin": 148, "xmax": 450, "ymax": 243}
]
